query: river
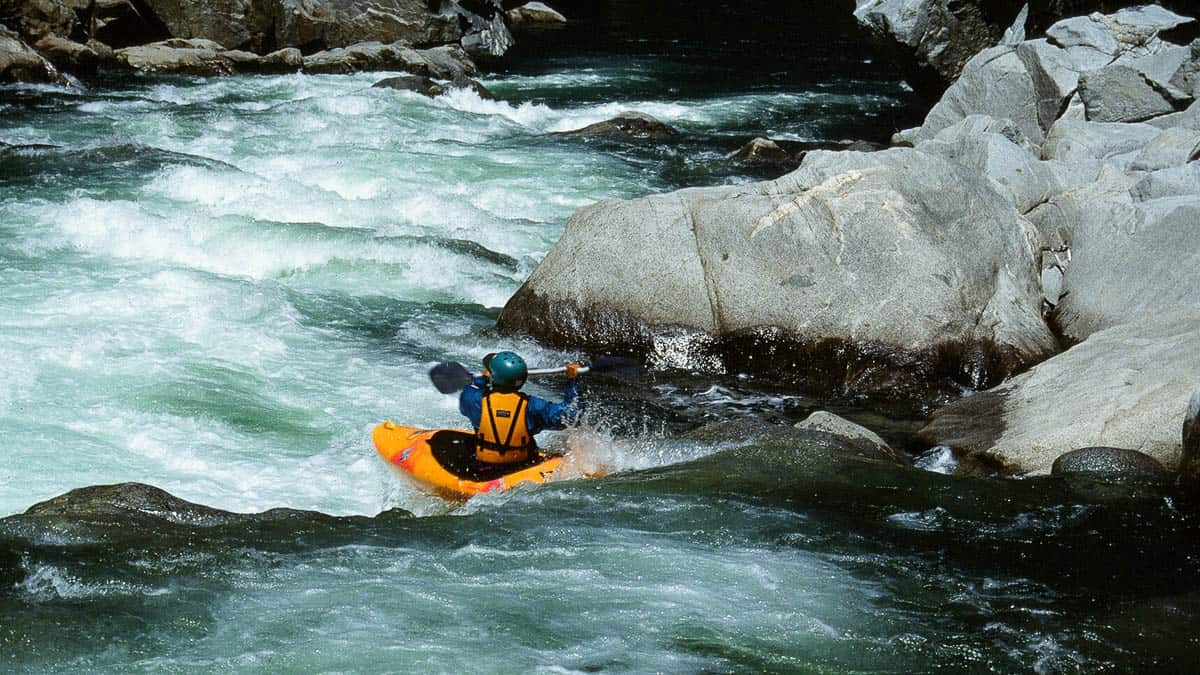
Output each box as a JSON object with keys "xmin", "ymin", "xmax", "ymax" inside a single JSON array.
[{"xmin": 3, "ymin": 6, "xmax": 1200, "ymax": 672}]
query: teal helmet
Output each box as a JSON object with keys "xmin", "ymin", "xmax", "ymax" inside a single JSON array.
[{"xmin": 487, "ymin": 351, "xmax": 527, "ymax": 392}]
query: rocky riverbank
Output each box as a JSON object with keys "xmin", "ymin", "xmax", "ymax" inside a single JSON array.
[
  {"xmin": 0, "ymin": 0, "xmax": 566, "ymax": 82},
  {"xmin": 499, "ymin": 3, "xmax": 1200, "ymax": 480}
]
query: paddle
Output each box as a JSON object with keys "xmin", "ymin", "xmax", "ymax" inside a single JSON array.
[{"xmin": 429, "ymin": 355, "xmax": 636, "ymax": 394}]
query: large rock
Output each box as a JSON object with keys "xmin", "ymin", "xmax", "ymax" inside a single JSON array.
[
  {"xmin": 1041, "ymin": 117, "xmax": 1163, "ymax": 172},
  {"xmin": 852, "ymin": 0, "xmax": 1026, "ymax": 98},
  {"xmin": 301, "ymin": 41, "xmax": 474, "ymax": 78},
  {"xmin": 1046, "ymin": 198, "xmax": 1200, "ymax": 341},
  {"xmin": 1079, "ymin": 64, "xmax": 1179, "ymax": 123},
  {"xmin": 272, "ymin": 0, "xmax": 460, "ymax": 53},
  {"xmin": 448, "ymin": 0, "xmax": 512, "ymax": 60},
  {"xmin": 921, "ymin": 310, "xmax": 1200, "ymax": 475},
  {"xmin": 506, "ymin": 2, "xmax": 566, "ymax": 32},
  {"xmin": 1046, "ymin": 5, "xmax": 1195, "ymax": 68},
  {"xmin": 911, "ymin": 46, "xmax": 1045, "ymax": 146},
  {"xmin": 1131, "ymin": 163, "xmax": 1200, "ymax": 201},
  {"xmin": 919, "ymin": 114, "xmax": 1101, "ymax": 214},
  {"xmin": 1183, "ymin": 388, "xmax": 1200, "ymax": 483},
  {"xmin": 138, "ymin": 0, "xmax": 258, "ymax": 50},
  {"xmin": 0, "ymin": 0, "xmax": 77, "ymax": 42},
  {"xmin": 498, "ymin": 146, "xmax": 1059, "ymax": 394},
  {"xmin": 0, "ymin": 25, "xmax": 60, "ymax": 82},
  {"xmin": 116, "ymin": 38, "xmax": 237, "ymax": 75},
  {"xmin": 33, "ymin": 34, "xmax": 110, "ymax": 73}
]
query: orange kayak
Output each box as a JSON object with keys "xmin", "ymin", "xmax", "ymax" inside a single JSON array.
[{"xmin": 372, "ymin": 421, "xmax": 565, "ymax": 501}]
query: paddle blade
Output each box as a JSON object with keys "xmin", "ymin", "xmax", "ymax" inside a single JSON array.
[
  {"xmin": 589, "ymin": 355, "xmax": 641, "ymax": 373},
  {"xmin": 430, "ymin": 361, "xmax": 473, "ymax": 394}
]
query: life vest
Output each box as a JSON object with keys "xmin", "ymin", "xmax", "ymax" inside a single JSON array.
[{"xmin": 476, "ymin": 391, "xmax": 535, "ymax": 464}]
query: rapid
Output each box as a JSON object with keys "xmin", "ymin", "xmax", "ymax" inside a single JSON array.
[{"xmin": 4, "ymin": 5, "xmax": 1200, "ymax": 672}]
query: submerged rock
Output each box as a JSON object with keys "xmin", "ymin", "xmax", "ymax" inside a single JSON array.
[
  {"xmin": 732, "ymin": 137, "xmax": 791, "ymax": 164},
  {"xmin": 794, "ymin": 411, "xmax": 901, "ymax": 463},
  {"xmin": 1051, "ymin": 446, "xmax": 1170, "ymax": 479},
  {"xmin": 555, "ymin": 111, "xmax": 678, "ymax": 141},
  {"xmin": 373, "ymin": 74, "xmax": 446, "ymax": 97},
  {"xmin": 921, "ymin": 311, "xmax": 1200, "ymax": 476}
]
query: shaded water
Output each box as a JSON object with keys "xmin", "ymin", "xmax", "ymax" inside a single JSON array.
[{"xmin": 4, "ymin": 7, "xmax": 1200, "ymax": 672}]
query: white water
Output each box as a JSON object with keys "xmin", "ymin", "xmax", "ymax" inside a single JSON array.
[{"xmin": 1, "ymin": 68, "xmax": 913, "ymax": 518}]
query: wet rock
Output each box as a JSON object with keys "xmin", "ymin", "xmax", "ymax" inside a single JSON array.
[
  {"xmin": 555, "ymin": 111, "xmax": 678, "ymax": 140},
  {"xmin": 1182, "ymin": 389, "xmax": 1200, "ymax": 483},
  {"xmin": 498, "ymin": 145, "xmax": 1058, "ymax": 394},
  {"xmin": 23, "ymin": 482, "xmax": 233, "ymax": 525},
  {"xmin": 794, "ymin": 411, "xmax": 901, "ymax": 463},
  {"xmin": 733, "ymin": 137, "xmax": 791, "ymax": 164},
  {"xmin": 0, "ymin": 26, "xmax": 60, "ymax": 83},
  {"xmin": 921, "ymin": 310, "xmax": 1200, "ymax": 475},
  {"xmin": 1051, "ymin": 446, "xmax": 1170, "ymax": 479},
  {"xmin": 1079, "ymin": 64, "xmax": 1179, "ymax": 123},
  {"xmin": 506, "ymin": 2, "xmax": 567, "ymax": 32},
  {"xmin": 373, "ymin": 74, "xmax": 444, "ymax": 97}
]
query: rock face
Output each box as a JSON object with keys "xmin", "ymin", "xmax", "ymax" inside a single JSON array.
[
  {"xmin": 903, "ymin": 6, "xmax": 1198, "ymax": 147},
  {"xmin": 556, "ymin": 111, "xmax": 679, "ymax": 140},
  {"xmin": 1183, "ymin": 388, "xmax": 1200, "ymax": 483},
  {"xmin": 499, "ymin": 145, "xmax": 1059, "ymax": 394},
  {"xmin": 0, "ymin": 25, "xmax": 59, "ymax": 82},
  {"xmin": 131, "ymin": 0, "xmax": 461, "ymax": 53},
  {"xmin": 921, "ymin": 311, "xmax": 1200, "ymax": 475},
  {"xmin": 853, "ymin": 0, "xmax": 1026, "ymax": 98},
  {"xmin": 0, "ymin": 0, "xmax": 78, "ymax": 42},
  {"xmin": 1051, "ymin": 447, "xmax": 1169, "ymax": 479}
]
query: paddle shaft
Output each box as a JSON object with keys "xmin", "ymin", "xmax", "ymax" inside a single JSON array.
[{"xmin": 527, "ymin": 365, "xmax": 590, "ymax": 376}]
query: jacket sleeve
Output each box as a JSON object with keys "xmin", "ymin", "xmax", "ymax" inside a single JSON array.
[
  {"xmin": 525, "ymin": 379, "xmax": 584, "ymax": 433},
  {"xmin": 458, "ymin": 376, "xmax": 486, "ymax": 430}
]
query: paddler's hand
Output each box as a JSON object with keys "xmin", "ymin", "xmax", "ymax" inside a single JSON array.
[{"xmin": 565, "ymin": 362, "xmax": 581, "ymax": 380}]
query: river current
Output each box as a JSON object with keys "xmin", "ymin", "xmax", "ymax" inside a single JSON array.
[{"xmin": 4, "ymin": 18, "xmax": 1200, "ymax": 674}]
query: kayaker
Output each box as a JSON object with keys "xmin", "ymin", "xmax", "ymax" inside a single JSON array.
[{"xmin": 459, "ymin": 351, "xmax": 583, "ymax": 465}]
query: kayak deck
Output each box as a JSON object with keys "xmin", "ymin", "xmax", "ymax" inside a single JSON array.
[{"xmin": 373, "ymin": 422, "xmax": 564, "ymax": 500}]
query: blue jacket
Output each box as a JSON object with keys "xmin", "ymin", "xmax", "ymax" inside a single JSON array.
[{"xmin": 459, "ymin": 376, "xmax": 583, "ymax": 436}]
